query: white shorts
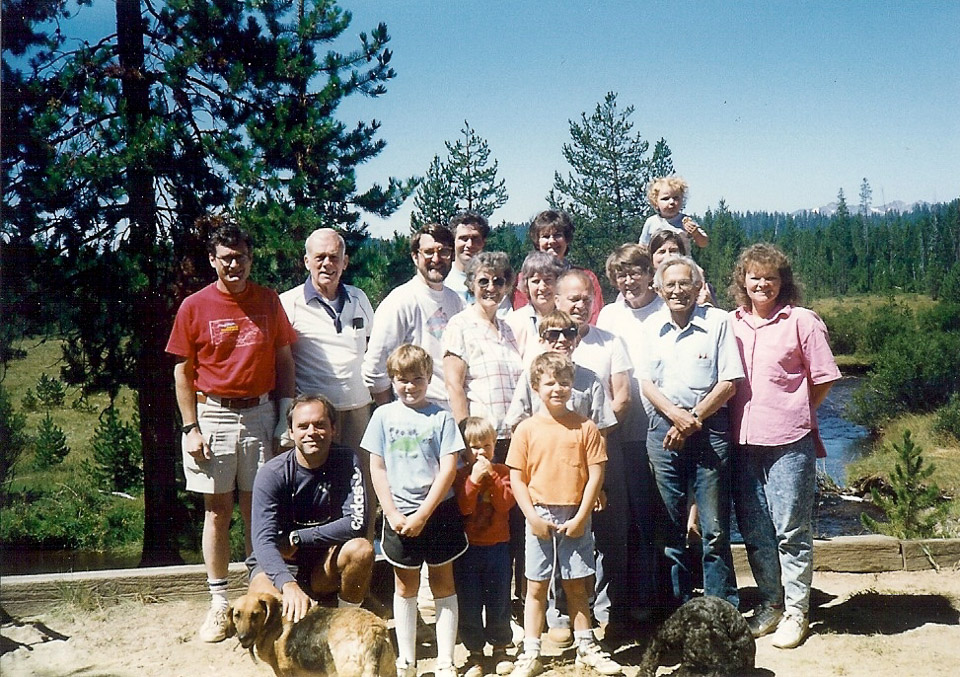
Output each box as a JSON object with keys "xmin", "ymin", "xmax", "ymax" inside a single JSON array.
[{"xmin": 182, "ymin": 398, "xmax": 275, "ymax": 494}]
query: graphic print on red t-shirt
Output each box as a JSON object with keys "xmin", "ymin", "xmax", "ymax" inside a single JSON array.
[{"xmin": 209, "ymin": 315, "xmax": 268, "ymax": 348}]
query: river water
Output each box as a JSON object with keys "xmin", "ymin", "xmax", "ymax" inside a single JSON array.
[
  {"xmin": 817, "ymin": 376, "xmax": 869, "ymax": 486},
  {"xmin": 1, "ymin": 378, "xmax": 872, "ymax": 575}
]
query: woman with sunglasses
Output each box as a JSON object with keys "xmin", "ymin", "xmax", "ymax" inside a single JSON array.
[
  {"xmin": 505, "ymin": 251, "xmax": 566, "ymax": 367},
  {"xmin": 443, "ymin": 251, "xmax": 524, "ymax": 461}
]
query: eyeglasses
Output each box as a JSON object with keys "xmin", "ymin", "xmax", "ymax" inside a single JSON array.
[
  {"xmin": 215, "ymin": 254, "xmax": 249, "ymax": 266},
  {"xmin": 615, "ymin": 268, "xmax": 648, "ymax": 281},
  {"xmin": 541, "ymin": 327, "xmax": 578, "ymax": 342},
  {"xmin": 661, "ymin": 280, "xmax": 695, "ymax": 292},
  {"xmin": 418, "ymin": 247, "xmax": 453, "ymax": 260},
  {"xmin": 476, "ymin": 276, "xmax": 506, "ymax": 289}
]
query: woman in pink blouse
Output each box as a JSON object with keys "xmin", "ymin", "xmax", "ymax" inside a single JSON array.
[{"xmin": 728, "ymin": 243, "xmax": 841, "ymax": 650}]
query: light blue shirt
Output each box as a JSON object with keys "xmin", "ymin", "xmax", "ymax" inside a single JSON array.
[
  {"xmin": 360, "ymin": 400, "xmax": 463, "ymax": 513},
  {"xmin": 640, "ymin": 305, "xmax": 744, "ymax": 409}
]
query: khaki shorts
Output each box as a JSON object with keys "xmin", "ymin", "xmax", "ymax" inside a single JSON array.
[{"xmin": 182, "ymin": 398, "xmax": 275, "ymax": 494}]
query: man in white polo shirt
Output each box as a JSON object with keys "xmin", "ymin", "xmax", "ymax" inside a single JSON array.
[{"xmin": 280, "ymin": 228, "xmax": 375, "ymax": 454}]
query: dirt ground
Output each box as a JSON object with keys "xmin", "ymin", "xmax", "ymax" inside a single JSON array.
[{"xmin": 2, "ymin": 567, "xmax": 959, "ymax": 677}]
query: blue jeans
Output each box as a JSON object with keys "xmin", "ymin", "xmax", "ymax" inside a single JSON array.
[
  {"xmin": 734, "ymin": 434, "xmax": 816, "ymax": 615},
  {"xmin": 647, "ymin": 409, "xmax": 738, "ymax": 608},
  {"xmin": 453, "ymin": 542, "xmax": 513, "ymax": 650},
  {"xmin": 622, "ymin": 436, "xmax": 659, "ymax": 611}
]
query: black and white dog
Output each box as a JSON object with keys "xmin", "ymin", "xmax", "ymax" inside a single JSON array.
[{"xmin": 639, "ymin": 597, "xmax": 756, "ymax": 677}]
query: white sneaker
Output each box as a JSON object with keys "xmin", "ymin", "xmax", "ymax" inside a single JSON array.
[
  {"xmin": 511, "ymin": 652, "xmax": 543, "ymax": 677},
  {"xmin": 198, "ymin": 606, "xmax": 230, "ymax": 643},
  {"xmin": 396, "ymin": 659, "xmax": 417, "ymax": 677},
  {"xmin": 772, "ymin": 611, "xmax": 809, "ymax": 649},
  {"xmin": 575, "ymin": 642, "xmax": 622, "ymax": 675}
]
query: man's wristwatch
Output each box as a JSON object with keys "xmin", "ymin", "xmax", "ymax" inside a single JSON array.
[
  {"xmin": 181, "ymin": 422, "xmax": 199, "ymax": 434},
  {"xmin": 289, "ymin": 531, "xmax": 301, "ymax": 547},
  {"xmin": 690, "ymin": 409, "xmax": 701, "ymax": 422}
]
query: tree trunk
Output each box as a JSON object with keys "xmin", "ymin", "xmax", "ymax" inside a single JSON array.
[{"xmin": 116, "ymin": 0, "xmax": 183, "ymax": 566}]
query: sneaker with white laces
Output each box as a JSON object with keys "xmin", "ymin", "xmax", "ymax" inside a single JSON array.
[
  {"xmin": 198, "ymin": 605, "xmax": 229, "ymax": 643},
  {"xmin": 396, "ymin": 659, "xmax": 417, "ymax": 677},
  {"xmin": 772, "ymin": 611, "xmax": 809, "ymax": 649},
  {"xmin": 575, "ymin": 642, "xmax": 622, "ymax": 676},
  {"xmin": 511, "ymin": 651, "xmax": 543, "ymax": 677},
  {"xmin": 546, "ymin": 626, "xmax": 573, "ymax": 648},
  {"xmin": 747, "ymin": 604, "xmax": 783, "ymax": 638}
]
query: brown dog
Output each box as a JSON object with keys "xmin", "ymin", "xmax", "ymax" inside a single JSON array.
[{"xmin": 226, "ymin": 592, "xmax": 397, "ymax": 677}]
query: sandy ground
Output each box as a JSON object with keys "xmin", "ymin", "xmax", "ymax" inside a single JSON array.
[{"xmin": 3, "ymin": 567, "xmax": 960, "ymax": 677}]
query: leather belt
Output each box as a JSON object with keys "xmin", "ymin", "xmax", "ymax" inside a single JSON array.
[{"xmin": 197, "ymin": 392, "xmax": 271, "ymax": 410}]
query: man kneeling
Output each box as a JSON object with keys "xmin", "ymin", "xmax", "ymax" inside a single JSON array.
[{"xmin": 249, "ymin": 394, "xmax": 374, "ymax": 622}]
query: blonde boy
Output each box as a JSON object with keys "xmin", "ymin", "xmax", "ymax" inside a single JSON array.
[
  {"xmin": 638, "ymin": 176, "xmax": 709, "ymax": 250},
  {"xmin": 362, "ymin": 344, "xmax": 467, "ymax": 677},
  {"xmin": 505, "ymin": 353, "xmax": 621, "ymax": 677},
  {"xmin": 453, "ymin": 417, "xmax": 516, "ymax": 677}
]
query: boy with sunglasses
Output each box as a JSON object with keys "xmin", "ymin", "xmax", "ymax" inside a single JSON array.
[{"xmin": 505, "ymin": 310, "xmax": 615, "ymax": 432}]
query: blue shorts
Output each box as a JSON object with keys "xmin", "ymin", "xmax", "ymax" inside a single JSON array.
[{"xmin": 524, "ymin": 505, "xmax": 595, "ymax": 581}]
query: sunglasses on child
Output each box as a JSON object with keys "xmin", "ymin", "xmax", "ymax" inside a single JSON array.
[{"xmin": 540, "ymin": 327, "xmax": 578, "ymax": 342}]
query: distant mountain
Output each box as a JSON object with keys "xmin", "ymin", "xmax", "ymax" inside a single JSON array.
[{"xmin": 792, "ymin": 200, "xmax": 930, "ymax": 218}]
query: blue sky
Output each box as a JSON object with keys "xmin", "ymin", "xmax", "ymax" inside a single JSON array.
[{"xmin": 54, "ymin": 1, "xmax": 960, "ymax": 239}]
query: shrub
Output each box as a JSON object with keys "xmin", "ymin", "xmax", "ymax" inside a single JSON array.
[
  {"xmin": 33, "ymin": 413, "xmax": 70, "ymax": 468},
  {"xmin": 21, "ymin": 388, "xmax": 38, "ymax": 411},
  {"xmin": 35, "ymin": 372, "xmax": 66, "ymax": 407},
  {"xmin": 0, "ymin": 386, "xmax": 29, "ymax": 498},
  {"xmin": 852, "ymin": 329, "xmax": 960, "ymax": 427},
  {"xmin": 934, "ymin": 393, "xmax": 960, "ymax": 441},
  {"xmin": 818, "ymin": 308, "xmax": 863, "ymax": 356},
  {"xmin": 858, "ymin": 301, "xmax": 914, "ymax": 355},
  {"xmin": 0, "ymin": 480, "xmax": 144, "ymax": 549},
  {"xmin": 860, "ymin": 430, "xmax": 950, "ymax": 539},
  {"xmin": 90, "ymin": 406, "xmax": 142, "ymax": 492}
]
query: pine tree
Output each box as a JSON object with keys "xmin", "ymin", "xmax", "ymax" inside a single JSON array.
[
  {"xmin": 549, "ymin": 92, "xmax": 672, "ymax": 278},
  {"xmin": 4, "ymin": 0, "xmax": 408, "ymax": 564},
  {"xmin": 410, "ymin": 121, "xmax": 508, "ymax": 229},
  {"xmin": 551, "ymin": 91, "xmax": 671, "ymax": 239},
  {"xmin": 860, "ymin": 430, "xmax": 949, "ymax": 539},
  {"xmin": 445, "ymin": 121, "xmax": 508, "ymax": 218},
  {"xmin": 410, "ymin": 155, "xmax": 459, "ymax": 230},
  {"xmin": 91, "ymin": 406, "xmax": 142, "ymax": 493},
  {"xmin": 33, "ymin": 413, "xmax": 70, "ymax": 469}
]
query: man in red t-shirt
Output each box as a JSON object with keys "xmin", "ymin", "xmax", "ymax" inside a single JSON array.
[{"xmin": 166, "ymin": 219, "xmax": 297, "ymax": 643}]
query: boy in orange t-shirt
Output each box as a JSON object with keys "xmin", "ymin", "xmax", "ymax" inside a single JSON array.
[{"xmin": 506, "ymin": 353, "xmax": 622, "ymax": 677}]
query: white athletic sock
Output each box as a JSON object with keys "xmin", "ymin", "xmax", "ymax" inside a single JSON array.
[
  {"xmin": 394, "ymin": 593, "xmax": 419, "ymax": 667},
  {"xmin": 208, "ymin": 578, "xmax": 229, "ymax": 610},
  {"xmin": 434, "ymin": 593, "xmax": 459, "ymax": 668},
  {"xmin": 574, "ymin": 629, "xmax": 595, "ymax": 650},
  {"xmin": 523, "ymin": 637, "xmax": 542, "ymax": 656},
  {"xmin": 338, "ymin": 596, "xmax": 361, "ymax": 608}
]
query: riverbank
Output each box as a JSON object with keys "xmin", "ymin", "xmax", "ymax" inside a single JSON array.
[{"xmin": 3, "ymin": 562, "xmax": 959, "ymax": 677}]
